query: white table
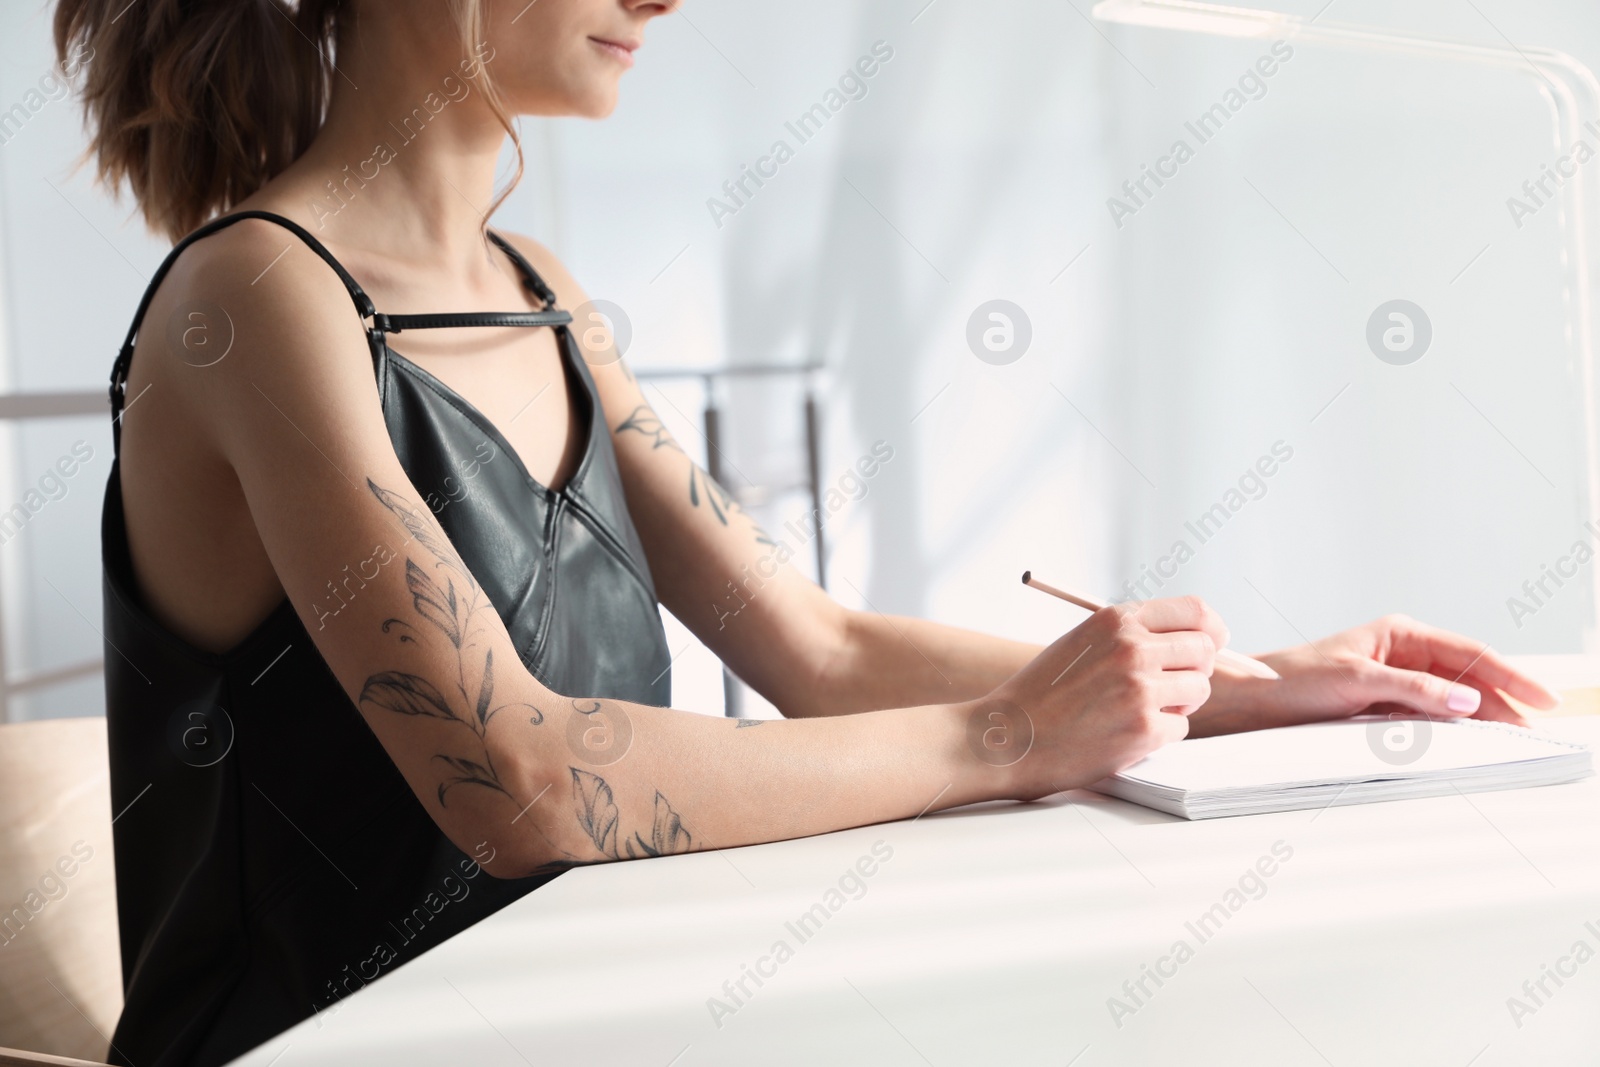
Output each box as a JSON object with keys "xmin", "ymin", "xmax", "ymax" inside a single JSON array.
[{"xmin": 229, "ymin": 677, "xmax": 1600, "ymax": 1067}]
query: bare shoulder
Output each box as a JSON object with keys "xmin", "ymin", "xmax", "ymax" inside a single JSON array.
[
  {"xmin": 133, "ymin": 216, "xmax": 382, "ymax": 431},
  {"xmin": 148, "ymin": 216, "xmax": 371, "ymax": 364},
  {"xmin": 156, "ymin": 216, "xmax": 361, "ymax": 316}
]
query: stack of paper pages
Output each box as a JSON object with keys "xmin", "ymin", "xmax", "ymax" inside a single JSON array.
[{"xmin": 1090, "ymin": 717, "xmax": 1593, "ymax": 820}]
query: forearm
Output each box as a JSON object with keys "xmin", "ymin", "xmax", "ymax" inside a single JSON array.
[
  {"xmin": 496, "ymin": 694, "xmax": 998, "ymax": 876},
  {"xmin": 788, "ymin": 609, "xmax": 1042, "ymax": 718}
]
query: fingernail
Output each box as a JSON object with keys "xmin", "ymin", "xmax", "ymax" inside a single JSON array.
[{"xmin": 1447, "ymin": 684, "xmax": 1481, "ymax": 714}]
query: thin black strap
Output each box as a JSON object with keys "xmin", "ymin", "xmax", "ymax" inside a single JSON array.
[
  {"xmin": 486, "ymin": 230, "xmax": 559, "ymax": 307},
  {"xmin": 363, "ymin": 231, "xmax": 572, "ymax": 335},
  {"xmin": 109, "ymin": 210, "xmax": 377, "ymax": 442},
  {"xmin": 371, "ymin": 309, "xmax": 573, "ymax": 334}
]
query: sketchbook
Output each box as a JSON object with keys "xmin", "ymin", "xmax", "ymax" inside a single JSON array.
[{"xmin": 1088, "ymin": 717, "xmax": 1593, "ymax": 820}]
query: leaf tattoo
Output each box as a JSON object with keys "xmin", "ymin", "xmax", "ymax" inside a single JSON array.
[
  {"xmin": 570, "ymin": 768, "xmax": 694, "ymax": 860},
  {"xmin": 406, "ymin": 560, "xmax": 462, "ymax": 648},
  {"xmin": 360, "ymin": 672, "xmax": 456, "ymax": 720},
  {"xmin": 625, "ymin": 792, "xmax": 693, "ymax": 859},
  {"xmin": 432, "ymin": 753, "xmax": 511, "ymax": 807},
  {"xmin": 571, "ymin": 767, "xmax": 621, "ymax": 857},
  {"xmin": 369, "ymin": 477, "xmax": 478, "ymax": 593},
  {"xmin": 475, "ymin": 649, "xmax": 495, "ymax": 728}
]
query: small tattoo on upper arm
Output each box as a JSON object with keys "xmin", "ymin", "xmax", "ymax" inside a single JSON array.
[
  {"xmin": 615, "ymin": 403, "xmax": 746, "ymax": 525},
  {"xmin": 734, "ymin": 718, "xmax": 765, "ymax": 728},
  {"xmin": 689, "ymin": 465, "xmax": 743, "ymax": 525},
  {"xmin": 615, "ymin": 405, "xmax": 682, "ymax": 453}
]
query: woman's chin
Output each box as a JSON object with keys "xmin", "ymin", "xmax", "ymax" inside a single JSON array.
[
  {"xmin": 515, "ymin": 83, "xmax": 621, "ymax": 121},
  {"xmin": 575, "ymin": 83, "xmax": 623, "ymax": 119}
]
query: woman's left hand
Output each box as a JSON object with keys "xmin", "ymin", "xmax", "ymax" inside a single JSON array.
[{"xmin": 1189, "ymin": 613, "xmax": 1562, "ymax": 737}]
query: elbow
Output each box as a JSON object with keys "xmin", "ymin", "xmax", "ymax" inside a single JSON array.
[
  {"xmin": 461, "ymin": 750, "xmax": 590, "ymax": 880},
  {"xmin": 784, "ymin": 601, "xmax": 856, "ymax": 717},
  {"xmin": 465, "ymin": 820, "xmax": 579, "ymax": 882}
]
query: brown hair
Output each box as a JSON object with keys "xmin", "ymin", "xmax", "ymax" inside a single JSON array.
[{"xmin": 54, "ymin": 0, "xmax": 521, "ymax": 243}]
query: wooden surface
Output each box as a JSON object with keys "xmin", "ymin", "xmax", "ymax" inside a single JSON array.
[
  {"xmin": 0, "ymin": 718, "xmax": 120, "ymax": 1063},
  {"xmin": 0, "ymin": 1045, "xmax": 110, "ymax": 1067}
]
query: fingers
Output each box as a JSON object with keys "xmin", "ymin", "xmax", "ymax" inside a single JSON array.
[
  {"xmin": 1461, "ymin": 657, "xmax": 1559, "ymax": 713},
  {"xmin": 1143, "ymin": 630, "xmax": 1217, "ymax": 672},
  {"xmin": 1145, "ymin": 668, "xmax": 1211, "ymax": 713},
  {"xmin": 1090, "ymin": 605, "xmax": 1217, "ymax": 715},
  {"xmin": 1466, "ymin": 687, "xmax": 1532, "ymax": 728},
  {"xmin": 1131, "ymin": 596, "xmax": 1231, "ymax": 652},
  {"xmin": 1151, "ymin": 708, "xmax": 1191, "ymax": 745},
  {"xmin": 1387, "ymin": 616, "xmax": 1559, "ymax": 710},
  {"xmin": 1354, "ymin": 661, "xmax": 1483, "ymax": 719}
]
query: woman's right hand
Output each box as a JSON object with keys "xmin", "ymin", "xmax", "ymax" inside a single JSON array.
[{"xmin": 967, "ymin": 597, "xmax": 1229, "ymax": 801}]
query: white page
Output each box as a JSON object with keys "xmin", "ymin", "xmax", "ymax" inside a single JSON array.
[{"xmin": 1112, "ymin": 719, "xmax": 1587, "ymax": 793}]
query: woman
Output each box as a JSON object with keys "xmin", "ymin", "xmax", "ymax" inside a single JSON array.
[{"xmin": 56, "ymin": 1, "xmax": 1557, "ymax": 1064}]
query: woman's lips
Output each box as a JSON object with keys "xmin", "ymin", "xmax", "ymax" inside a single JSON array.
[{"xmin": 589, "ymin": 37, "xmax": 637, "ymax": 68}]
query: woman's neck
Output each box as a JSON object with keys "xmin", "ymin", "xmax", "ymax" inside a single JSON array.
[{"xmin": 250, "ymin": 10, "xmax": 513, "ymax": 277}]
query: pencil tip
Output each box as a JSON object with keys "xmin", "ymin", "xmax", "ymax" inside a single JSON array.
[{"xmin": 1020, "ymin": 570, "xmax": 1031, "ymax": 584}]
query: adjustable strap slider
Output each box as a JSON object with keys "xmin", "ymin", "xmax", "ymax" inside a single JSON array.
[{"xmin": 108, "ymin": 342, "xmax": 132, "ymax": 410}]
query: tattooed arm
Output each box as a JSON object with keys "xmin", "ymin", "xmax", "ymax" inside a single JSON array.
[{"xmin": 156, "ymin": 220, "xmax": 1178, "ymax": 881}]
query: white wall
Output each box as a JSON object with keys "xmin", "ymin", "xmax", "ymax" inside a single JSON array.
[{"xmin": 2, "ymin": 0, "xmax": 1598, "ymax": 720}]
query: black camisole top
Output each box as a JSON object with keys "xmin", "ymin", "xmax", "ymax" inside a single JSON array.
[{"xmin": 99, "ymin": 211, "xmax": 672, "ymax": 1067}]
